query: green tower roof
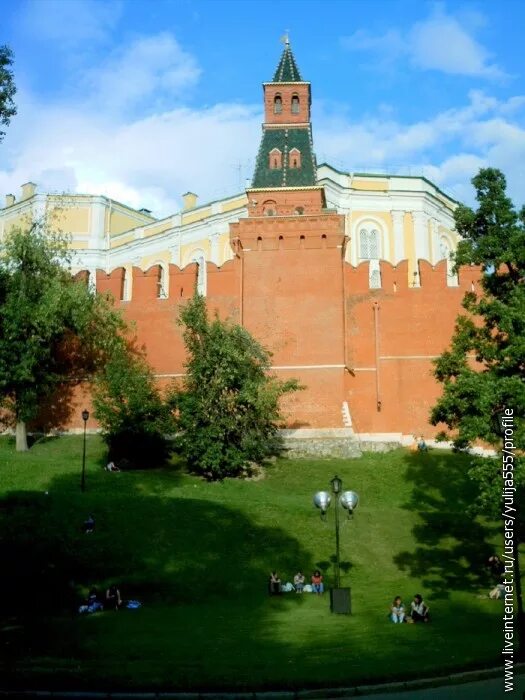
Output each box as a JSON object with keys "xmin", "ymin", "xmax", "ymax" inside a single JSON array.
[
  {"xmin": 272, "ymin": 41, "xmax": 302, "ymax": 82},
  {"xmin": 251, "ymin": 127, "xmax": 317, "ymax": 188}
]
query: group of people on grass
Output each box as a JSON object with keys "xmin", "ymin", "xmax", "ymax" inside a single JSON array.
[
  {"xmin": 79, "ymin": 584, "xmax": 122, "ymax": 614},
  {"xmin": 269, "ymin": 570, "xmax": 324, "ymax": 595},
  {"xmin": 390, "ymin": 594, "xmax": 430, "ymax": 624}
]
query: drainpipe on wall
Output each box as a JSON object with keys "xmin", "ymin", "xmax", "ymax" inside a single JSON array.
[
  {"xmin": 341, "ymin": 234, "xmax": 350, "ymax": 373},
  {"xmin": 233, "ymin": 237, "xmax": 244, "ymax": 325},
  {"xmin": 373, "ymin": 301, "xmax": 381, "ymax": 411}
]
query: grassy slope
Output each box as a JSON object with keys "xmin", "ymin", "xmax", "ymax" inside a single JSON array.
[{"xmin": 0, "ymin": 436, "xmax": 507, "ymax": 691}]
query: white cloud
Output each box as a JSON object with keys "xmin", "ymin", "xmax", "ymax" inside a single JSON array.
[
  {"xmin": 0, "ymin": 84, "xmax": 260, "ymax": 216},
  {"xmin": 314, "ymin": 91, "xmax": 525, "ymax": 204},
  {"xmin": 409, "ymin": 12, "xmax": 505, "ymax": 79},
  {"xmin": 84, "ymin": 33, "xmax": 202, "ymax": 114},
  {"xmin": 341, "ymin": 7, "xmax": 506, "ymax": 79}
]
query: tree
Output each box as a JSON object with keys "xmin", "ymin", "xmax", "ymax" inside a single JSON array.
[
  {"xmin": 0, "ymin": 45, "xmax": 17, "ymax": 143},
  {"xmin": 0, "ymin": 221, "xmax": 125, "ymax": 451},
  {"xmin": 172, "ymin": 293, "xmax": 301, "ymax": 480},
  {"xmin": 92, "ymin": 344, "xmax": 175, "ymax": 469},
  {"xmin": 430, "ymin": 168, "xmax": 525, "ymax": 656},
  {"xmin": 430, "ymin": 168, "xmax": 525, "ymax": 461}
]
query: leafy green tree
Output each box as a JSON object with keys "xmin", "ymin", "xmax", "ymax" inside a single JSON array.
[
  {"xmin": 92, "ymin": 344, "xmax": 175, "ymax": 469},
  {"xmin": 0, "ymin": 221, "xmax": 125, "ymax": 451},
  {"xmin": 172, "ymin": 293, "xmax": 301, "ymax": 480},
  {"xmin": 430, "ymin": 168, "xmax": 525, "ymax": 468},
  {"xmin": 0, "ymin": 45, "xmax": 17, "ymax": 143}
]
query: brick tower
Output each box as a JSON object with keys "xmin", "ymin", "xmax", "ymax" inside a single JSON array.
[{"xmin": 230, "ymin": 39, "xmax": 348, "ymax": 430}]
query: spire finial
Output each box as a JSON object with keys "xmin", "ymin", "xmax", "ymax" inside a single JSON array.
[{"xmin": 280, "ymin": 31, "xmax": 290, "ymax": 46}]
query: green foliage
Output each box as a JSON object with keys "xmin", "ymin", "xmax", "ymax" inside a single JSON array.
[
  {"xmin": 0, "ymin": 45, "xmax": 16, "ymax": 142},
  {"xmin": 430, "ymin": 168, "xmax": 525, "ymax": 513},
  {"xmin": 172, "ymin": 293, "xmax": 301, "ymax": 479},
  {"xmin": 0, "ymin": 221, "xmax": 125, "ymax": 430},
  {"xmin": 92, "ymin": 344, "xmax": 175, "ymax": 468}
]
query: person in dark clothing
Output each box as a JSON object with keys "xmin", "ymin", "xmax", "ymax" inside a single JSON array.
[
  {"xmin": 268, "ymin": 571, "xmax": 281, "ymax": 595},
  {"xmin": 105, "ymin": 583, "xmax": 122, "ymax": 610}
]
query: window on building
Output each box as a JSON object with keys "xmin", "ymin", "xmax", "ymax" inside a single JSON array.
[
  {"xmin": 291, "ymin": 95, "xmax": 300, "ymax": 114},
  {"xmin": 274, "ymin": 95, "xmax": 282, "ymax": 114},
  {"xmin": 289, "ymin": 148, "xmax": 301, "ymax": 169},
  {"xmin": 263, "ymin": 200, "xmax": 277, "ymax": 216},
  {"xmin": 269, "ymin": 148, "xmax": 282, "ymax": 169},
  {"xmin": 295, "ymin": 206, "xmax": 304, "ymax": 215},
  {"xmin": 359, "ymin": 227, "xmax": 380, "ymax": 260}
]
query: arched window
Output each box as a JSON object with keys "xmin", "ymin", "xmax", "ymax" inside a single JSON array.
[
  {"xmin": 289, "ymin": 148, "xmax": 301, "ymax": 169},
  {"xmin": 294, "ymin": 206, "xmax": 304, "ymax": 215},
  {"xmin": 359, "ymin": 228, "xmax": 380, "ymax": 260},
  {"xmin": 263, "ymin": 200, "xmax": 277, "ymax": 216},
  {"xmin": 189, "ymin": 250, "xmax": 207, "ymax": 296},
  {"xmin": 291, "ymin": 94, "xmax": 300, "ymax": 114},
  {"xmin": 269, "ymin": 148, "xmax": 282, "ymax": 170},
  {"xmin": 274, "ymin": 95, "xmax": 282, "ymax": 114}
]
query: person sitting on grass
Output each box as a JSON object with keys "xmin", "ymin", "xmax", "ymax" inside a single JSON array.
[
  {"xmin": 409, "ymin": 594, "xmax": 429, "ymax": 622},
  {"xmin": 489, "ymin": 583, "xmax": 505, "ymax": 599},
  {"xmin": 105, "ymin": 583, "xmax": 122, "ymax": 611},
  {"xmin": 268, "ymin": 571, "xmax": 281, "ymax": 595},
  {"xmin": 105, "ymin": 461, "xmax": 120, "ymax": 472},
  {"xmin": 293, "ymin": 571, "xmax": 305, "ymax": 593},
  {"xmin": 79, "ymin": 587, "xmax": 103, "ymax": 614},
  {"xmin": 417, "ymin": 436, "xmax": 428, "ymax": 451},
  {"xmin": 86, "ymin": 587, "xmax": 103, "ymax": 612},
  {"xmin": 390, "ymin": 596, "xmax": 406, "ymax": 623},
  {"xmin": 83, "ymin": 514, "xmax": 95, "ymax": 534},
  {"xmin": 487, "ymin": 554, "xmax": 505, "ymax": 579},
  {"xmin": 311, "ymin": 570, "xmax": 324, "ymax": 595}
]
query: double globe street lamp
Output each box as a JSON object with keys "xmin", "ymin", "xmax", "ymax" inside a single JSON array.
[{"xmin": 314, "ymin": 475, "xmax": 359, "ymax": 613}]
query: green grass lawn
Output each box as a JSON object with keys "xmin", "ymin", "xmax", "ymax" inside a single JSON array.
[{"xmin": 0, "ymin": 436, "xmax": 511, "ymax": 691}]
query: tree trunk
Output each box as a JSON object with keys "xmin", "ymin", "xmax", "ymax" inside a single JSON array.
[{"xmin": 15, "ymin": 420, "xmax": 28, "ymax": 452}]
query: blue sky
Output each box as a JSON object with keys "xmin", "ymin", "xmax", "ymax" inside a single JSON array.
[{"xmin": 1, "ymin": 0, "xmax": 524, "ymax": 217}]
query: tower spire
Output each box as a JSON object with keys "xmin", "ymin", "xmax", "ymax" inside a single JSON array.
[{"xmin": 273, "ymin": 35, "xmax": 302, "ymax": 82}]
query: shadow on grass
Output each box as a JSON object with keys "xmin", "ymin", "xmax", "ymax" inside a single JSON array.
[
  {"xmin": 0, "ymin": 469, "xmax": 314, "ymax": 691},
  {"xmin": 394, "ymin": 450, "xmax": 499, "ymax": 599}
]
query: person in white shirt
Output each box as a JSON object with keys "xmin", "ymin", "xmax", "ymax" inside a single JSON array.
[
  {"xmin": 390, "ymin": 596, "xmax": 406, "ymax": 623},
  {"xmin": 410, "ymin": 594, "xmax": 430, "ymax": 622}
]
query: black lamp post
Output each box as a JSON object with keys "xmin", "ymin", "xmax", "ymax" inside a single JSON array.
[
  {"xmin": 330, "ymin": 475, "xmax": 343, "ymax": 587},
  {"xmin": 314, "ymin": 475, "xmax": 359, "ymax": 613},
  {"xmin": 80, "ymin": 409, "xmax": 89, "ymax": 492}
]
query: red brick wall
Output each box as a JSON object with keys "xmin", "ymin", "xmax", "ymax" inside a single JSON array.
[{"xmin": 66, "ymin": 243, "xmax": 481, "ymax": 438}]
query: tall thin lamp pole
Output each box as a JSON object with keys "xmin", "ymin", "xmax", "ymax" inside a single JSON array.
[
  {"xmin": 331, "ymin": 475, "xmax": 342, "ymax": 588},
  {"xmin": 80, "ymin": 409, "xmax": 89, "ymax": 492}
]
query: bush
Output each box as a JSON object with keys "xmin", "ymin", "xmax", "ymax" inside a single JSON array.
[{"xmin": 93, "ymin": 345, "xmax": 174, "ymax": 469}]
